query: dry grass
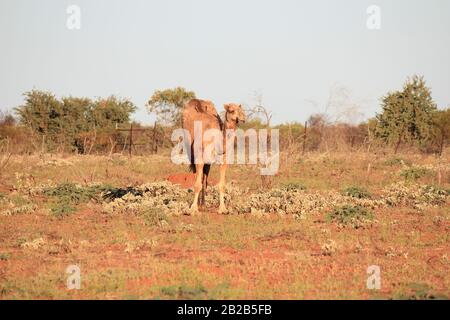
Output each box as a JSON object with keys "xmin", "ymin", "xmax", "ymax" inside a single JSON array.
[{"xmin": 0, "ymin": 150, "xmax": 449, "ymax": 299}]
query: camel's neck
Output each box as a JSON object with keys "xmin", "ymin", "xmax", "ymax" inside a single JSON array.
[
  {"xmin": 223, "ymin": 112, "xmax": 237, "ymax": 131},
  {"xmin": 221, "ymin": 113, "xmax": 237, "ymax": 155},
  {"xmin": 224, "ymin": 120, "xmax": 236, "ymax": 131}
]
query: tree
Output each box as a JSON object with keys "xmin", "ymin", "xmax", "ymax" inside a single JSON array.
[
  {"xmin": 88, "ymin": 96, "xmax": 136, "ymax": 129},
  {"xmin": 146, "ymin": 87, "xmax": 196, "ymax": 126},
  {"xmin": 15, "ymin": 90, "xmax": 62, "ymax": 136},
  {"xmin": 307, "ymin": 113, "xmax": 329, "ymax": 150},
  {"xmin": 374, "ymin": 75, "xmax": 437, "ymax": 152},
  {"xmin": 15, "ymin": 90, "xmax": 136, "ymax": 152},
  {"xmin": 431, "ymin": 107, "xmax": 450, "ymax": 155},
  {"xmin": 82, "ymin": 96, "xmax": 136, "ymax": 153},
  {"xmin": 0, "ymin": 110, "xmax": 16, "ymax": 126},
  {"xmin": 58, "ymin": 97, "xmax": 92, "ymax": 149}
]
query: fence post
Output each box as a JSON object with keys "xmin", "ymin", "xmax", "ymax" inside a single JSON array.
[
  {"xmin": 128, "ymin": 123, "xmax": 133, "ymax": 158},
  {"xmin": 151, "ymin": 122, "xmax": 157, "ymax": 154},
  {"xmin": 302, "ymin": 121, "xmax": 308, "ymax": 155}
]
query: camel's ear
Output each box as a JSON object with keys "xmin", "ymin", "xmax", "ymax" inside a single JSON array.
[{"xmin": 224, "ymin": 104, "xmax": 231, "ymax": 112}]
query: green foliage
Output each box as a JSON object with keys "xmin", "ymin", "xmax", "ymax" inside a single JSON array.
[
  {"xmin": 146, "ymin": 87, "xmax": 196, "ymax": 125},
  {"xmin": 0, "ymin": 253, "xmax": 11, "ymax": 261},
  {"xmin": 400, "ymin": 167, "xmax": 431, "ymax": 181},
  {"xmin": 326, "ymin": 205, "xmax": 374, "ymax": 229},
  {"xmin": 393, "ymin": 283, "xmax": 449, "ymax": 300},
  {"xmin": 342, "ymin": 186, "xmax": 371, "ymax": 199},
  {"xmin": 140, "ymin": 207, "xmax": 169, "ymax": 227},
  {"xmin": 374, "ymin": 75, "xmax": 438, "ymax": 150},
  {"xmin": 14, "ymin": 90, "xmax": 136, "ymax": 152},
  {"xmin": 15, "ymin": 90, "xmax": 62, "ymax": 136},
  {"xmin": 88, "ymin": 96, "xmax": 136, "ymax": 128},
  {"xmin": 281, "ymin": 182, "xmax": 307, "ymax": 191},
  {"xmin": 383, "ymin": 158, "xmax": 412, "ymax": 166},
  {"xmin": 44, "ymin": 183, "xmax": 113, "ymax": 217},
  {"xmin": 430, "ymin": 107, "xmax": 450, "ymax": 154},
  {"xmin": 102, "ymin": 187, "xmax": 144, "ymax": 202},
  {"xmin": 44, "ymin": 183, "xmax": 109, "ymax": 204},
  {"xmin": 49, "ymin": 199, "xmax": 76, "ymax": 218},
  {"xmin": 159, "ymin": 284, "xmax": 208, "ymax": 299}
]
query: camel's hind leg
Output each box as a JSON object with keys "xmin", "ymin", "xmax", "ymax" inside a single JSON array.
[
  {"xmin": 191, "ymin": 163, "xmax": 204, "ymax": 212},
  {"xmin": 218, "ymin": 163, "xmax": 227, "ymax": 213},
  {"xmin": 200, "ymin": 164, "xmax": 211, "ymax": 207}
]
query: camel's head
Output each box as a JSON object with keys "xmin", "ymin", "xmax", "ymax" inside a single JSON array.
[{"xmin": 224, "ymin": 103, "xmax": 246, "ymax": 125}]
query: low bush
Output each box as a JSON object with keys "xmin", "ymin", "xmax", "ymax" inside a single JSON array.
[
  {"xmin": 49, "ymin": 198, "xmax": 76, "ymax": 218},
  {"xmin": 44, "ymin": 183, "xmax": 112, "ymax": 204},
  {"xmin": 400, "ymin": 167, "xmax": 431, "ymax": 181},
  {"xmin": 342, "ymin": 186, "xmax": 371, "ymax": 199},
  {"xmin": 384, "ymin": 158, "xmax": 411, "ymax": 166},
  {"xmin": 44, "ymin": 183, "xmax": 113, "ymax": 217},
  {"xmin": 326, "ymin": 205, "xmax": 375, "ymax": 229},
  {"xmin": 0, "ymin": 194, "xmax": 37, "ymax": 216},
  {"xmin": 281, "ymin": 182, "xmax": 307, "ymax": 192}
]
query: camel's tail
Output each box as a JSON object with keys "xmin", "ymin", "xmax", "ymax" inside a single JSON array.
[
  {"xmin": 188, "ymin": 145, "xmax": 196, "ymax": 173},
  {"xmin": 188, "ymin": 162, "xmax": 211, "ymax": 176}
]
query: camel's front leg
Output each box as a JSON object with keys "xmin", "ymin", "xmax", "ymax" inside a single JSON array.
[
  {"xmin": 191, "ymin": 163, "xmax": 204, "ymax": 213},
  {"xmin": 218, "ymin": 163, "xmax": 227, "ymax": 213}
]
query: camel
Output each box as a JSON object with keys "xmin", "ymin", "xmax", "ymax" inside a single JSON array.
[{"xmin": 182, "ymin": 99, "xmax": 246, "ymax": 213}]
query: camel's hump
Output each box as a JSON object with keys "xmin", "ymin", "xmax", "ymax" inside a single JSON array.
[{"xmin": 184, "ymin": 99, "xmax": 218, "ymax": 116}]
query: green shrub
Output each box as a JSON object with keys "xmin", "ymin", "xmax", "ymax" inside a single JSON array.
[
  {"xmin": 393, "ymin": 283, "xmax": 449, "ymax": 300},
  {"xmin": 140, "ymin": 207, "xmax": 169, "ymax": 227},
  {"xmin": 160, "ymin": 284, "xmax": 208, "ymax": 299},
  {"xmin": 326, "ymin": 205, "xmax": 374, "ymax": 229},
  {"xmin": 384, "ymin": 158, "xmax": 411, "ymax": 166},
  {"xmin": 44, "ymin": 183, "xmax": 113, "ymax": 217},
  {"xmin": 102, "ymin": 187, "xmax": 143, "ymax": 202},
  {"xmin": 0, "ymin": 253, "xmax": 11, "ymax": 261},
  {"xmin": 281, "ymin": 182, "xmax": 307, "ymax": 192},
  {"xmin": 342, "ymin": 186, "xmax": 371, "ymax": 199},
  {"xmin": 44, "ymin": 183, "xmax": 112, "ymax": 204},
  {"xmin": 400, "ymin": 167, "xmax": 431, "ymax": 181},
  {"xmin": 49, "ymin": 198, "xmax": 76, "ymax": 218}
]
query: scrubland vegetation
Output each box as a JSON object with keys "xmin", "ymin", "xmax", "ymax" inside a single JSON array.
[
  {"xmin": 0, "ymin": 151, "xmax": 448, "ymax": 299},
  {"xmin": 0, "ymin": 75, "xmax": 449, "ymax": 299}
]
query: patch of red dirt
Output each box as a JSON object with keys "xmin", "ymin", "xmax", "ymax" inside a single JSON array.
[
  {"xmin": 166, "ymin": 173, "xmax": 217, "ymax": 189},
  {"xmin": 0, "ymin": 183, "xmax": 12, "ymax": 193}
]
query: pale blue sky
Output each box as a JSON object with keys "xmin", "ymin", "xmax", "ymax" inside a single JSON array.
[{"xmin": 1, "ymin": 0, "xmax": 449, "ymax": 124}]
